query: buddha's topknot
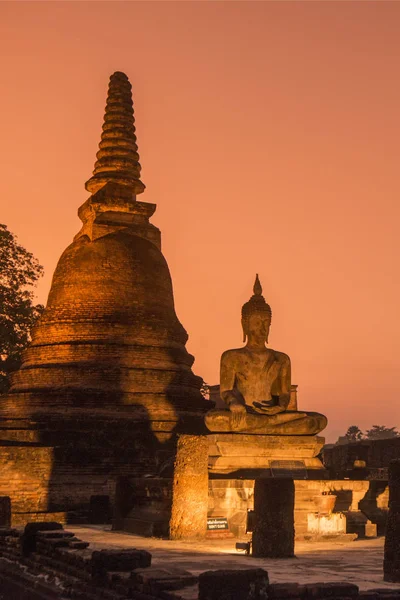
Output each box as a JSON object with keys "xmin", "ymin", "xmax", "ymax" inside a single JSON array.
[{"xmin": 241, "ymin": 274, "xmax": 272, "ymax": 320}]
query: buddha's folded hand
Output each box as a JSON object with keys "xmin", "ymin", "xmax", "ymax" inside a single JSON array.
[
  {"xmin": 253, "ymin": 401, "xmax": 284, "ymax": 415},
  {"xmin": 229, "ymin": 399, "xmax": 247, "ymax": 413}
]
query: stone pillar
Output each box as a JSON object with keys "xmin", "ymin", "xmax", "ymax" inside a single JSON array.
[
  {"xmin": 252, "ymin": 478, "xmax": 295, "ymax": 558},
  {"xmin": 169, "ymin": 435, "xmax": 208, "ymax": 540},
  {"xmin": 384, "ymin": 460, "xmax": 400, "ymax": 581}
]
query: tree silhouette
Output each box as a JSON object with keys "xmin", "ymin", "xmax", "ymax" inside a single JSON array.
[
  {"xmin": 365, "ymin": 425, "xmax": 399, "ymax": 440},
  {"xmin": 345, "ymin": 425, "xmax": 364, "ymax": 442},
  {"xmin": 0, "ymin": 224, "xmax": 44, "ymax": 393}
]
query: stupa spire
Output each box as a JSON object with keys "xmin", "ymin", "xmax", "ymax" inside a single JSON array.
[{"xmin": 85, "ymin": 71, "xmax": 145, "ymax": 195}]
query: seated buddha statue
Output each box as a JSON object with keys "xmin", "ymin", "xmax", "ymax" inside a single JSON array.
[{"xmin": 205, "ymin": 275, "xmax": 327, "ymax": 435}]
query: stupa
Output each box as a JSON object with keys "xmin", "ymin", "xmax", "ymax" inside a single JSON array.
[{"xmin": 0, "ymin": 72, "xmax": 209, "ymax": 525}]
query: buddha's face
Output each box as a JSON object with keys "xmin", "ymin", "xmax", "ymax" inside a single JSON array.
[{"xmin": 242, "ymin": 311, "xmax": 271, "ymax": 345}]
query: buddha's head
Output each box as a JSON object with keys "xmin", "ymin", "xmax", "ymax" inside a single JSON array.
[{"xmin": 241, "ymin": 275, "xmax": 272, "ymax": 345}]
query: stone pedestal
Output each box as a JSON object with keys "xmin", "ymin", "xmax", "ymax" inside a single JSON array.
[
  {"xmin": 252, "ymin": 478, "xmax": 295, "ymax": 558},
  {"xmin": 208, "ymin": 433, "xmax": 325, "ymax": 475},
  {"xmin": 307, "ymin": 512, "xmax": 346, "ymax": 536}
]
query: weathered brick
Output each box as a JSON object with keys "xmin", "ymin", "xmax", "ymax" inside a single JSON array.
[
  {"xmin": 304, "ymin": 583, "xmax": 359, "ymax": 598},
  {"xmin": 268, "ymin": 583, "xmax": 301, "ymax": 598},
  {"xmin": 198, "ymin": 568, "xmax": 269, "ymax": 600},
  {"xmin": 91, "ymin": 548, "xmax": 151, "ymax": 577}
]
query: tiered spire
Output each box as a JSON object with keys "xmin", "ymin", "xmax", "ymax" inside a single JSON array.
[{"xmin": 85, "ymin": 71, "xmax": 145, "ymax": 195}]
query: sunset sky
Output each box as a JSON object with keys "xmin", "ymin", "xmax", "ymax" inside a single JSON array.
[{"xmin": 1, "ymin": 2, "xmax": 399, "ymax": 442}]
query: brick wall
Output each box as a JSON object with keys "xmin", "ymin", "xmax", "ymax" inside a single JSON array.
[{"xmin": 0, "ymin": 447, "xmax": 52, "ymax": 518}]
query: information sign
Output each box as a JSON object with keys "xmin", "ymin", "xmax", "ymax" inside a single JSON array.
[{"xmin": 207, "ymin": 517, "xmax": 229, "ymax": 531}]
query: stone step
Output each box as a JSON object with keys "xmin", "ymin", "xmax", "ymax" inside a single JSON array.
[
  {"xmin": 38, "ymin": 536, "xmax": 84, "ymax": 549},
  {"xmin": 131, "ymin": 567, "xmax": 198, "ymax": 596},
  {"xmin": 37, "ymin": 530, "xmax": 75, "ymax": 539}
]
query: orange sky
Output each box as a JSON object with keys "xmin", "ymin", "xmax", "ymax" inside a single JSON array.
[{"xmin": 1, "ymin": 1, "xmax": 400, "ymax": 442}]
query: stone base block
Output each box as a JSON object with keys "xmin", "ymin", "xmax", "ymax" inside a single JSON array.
[
  {"xmin": 365, "ymin": 520, "xmax": 378, "ymax": 537},
  {"xmin": 199, "ymin": 568, "xmax": 269, "ymax": 600},
  {"xmin": 345, "ymin": 510, "xmax": 369, "ymax": 538},
  {"xmin": 307, "ymin": 512, "xmax": 346, "ymax": 536},
  {"xmin": 208, "ymin": 433, "xmax": 325, "ymax": 475}
]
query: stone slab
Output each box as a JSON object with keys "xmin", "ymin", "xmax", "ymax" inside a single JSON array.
[
  {"xmin": 208, "ymin": 434, "xmax": 324, "ymax": 457},
  {"xmin": 208, "ymin": 433, "xmax": 325, "ymax": 474}
]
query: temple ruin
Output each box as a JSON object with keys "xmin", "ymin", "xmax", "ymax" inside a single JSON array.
[{"xmin": 0, "ymin": 72, "xmax": 391, "ymax": 546}]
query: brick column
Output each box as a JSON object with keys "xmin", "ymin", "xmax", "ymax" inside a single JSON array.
[
  {"xmin": 252, "ymin": 478, "xmax": 295, "ymax": 558},
  {"xmin": 169, "ymin": 435, "xmax": 209, "ymax": 540},
  {"xmin": 384, "ymin": 460, "xmax": 400, "ymax": 581}
]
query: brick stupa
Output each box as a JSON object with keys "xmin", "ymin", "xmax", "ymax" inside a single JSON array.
[{"xmin": 0, "ymin": 72, "xmax": 209, "ymax": 526}]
